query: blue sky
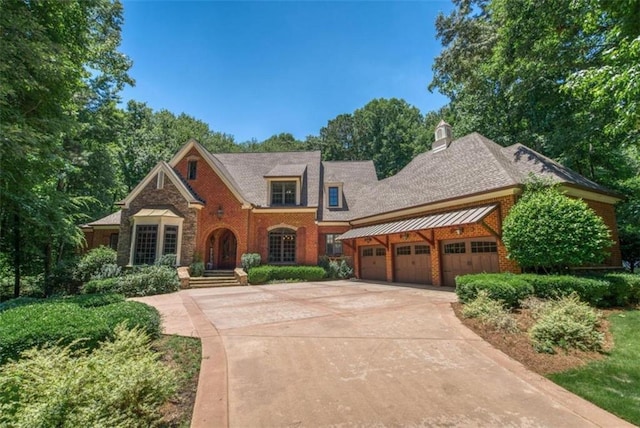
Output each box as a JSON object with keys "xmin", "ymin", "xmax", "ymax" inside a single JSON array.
[{"xmin": 119, "ymin": 1, "xmax": 454, "ymax": 143}]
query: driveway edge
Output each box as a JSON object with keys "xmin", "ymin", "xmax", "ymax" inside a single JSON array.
[{"xmin": 181, "ymin": 292, "xmax": 229, "ymax": 428}]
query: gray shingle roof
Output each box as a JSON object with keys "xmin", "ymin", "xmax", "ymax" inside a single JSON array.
[
  {"xmin": 85, "ymin": 210, "xmax": 121, "ymax": 227},
  {"xmin": 212, "ymin": 151, "xmax": 321, "ymax": 207},
  {"xmin": 265, "ymin": 163, "xmax": 307, "ymax": 177},
  {"xmin": 320, "ymin": 161, "xmax": 378, "ymax": 221}
]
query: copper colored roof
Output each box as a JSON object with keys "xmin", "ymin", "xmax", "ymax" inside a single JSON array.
[{"xmin": 336, "ymin": 205, "xmax": 497, "ymax": 240}]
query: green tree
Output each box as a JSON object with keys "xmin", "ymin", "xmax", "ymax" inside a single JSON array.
[
  {"xmin": 502, "ymin": 185, "xmax": 612, "ymax": 272},
  {"xmin": 242, "ymin": 133, "xmax": 305, "ymax": 152},
  {"xmin": 0, "ymin": 0, "xmax": 132, "ymax": 296}
]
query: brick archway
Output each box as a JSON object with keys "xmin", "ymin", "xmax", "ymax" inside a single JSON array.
[{"xmin": 205, "ymin": 228, "xmax": 238, "ymax": 270}]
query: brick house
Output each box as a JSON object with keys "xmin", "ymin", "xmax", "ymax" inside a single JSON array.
[{"xmin": 83, "ymin": 122, "xmax": 622, "ymax": 286}]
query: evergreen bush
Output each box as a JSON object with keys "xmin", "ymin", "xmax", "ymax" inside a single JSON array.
[
  {"xmin": 74, "ymin": 246, "xmax": 118, "ymax": 283},
  {"xmin": 241, "ymin": 253, "xmax": 261, "ymax": 271},
  {"xmin": 247, "ymin": 265, "xmax": 326, "ymax": 284}
]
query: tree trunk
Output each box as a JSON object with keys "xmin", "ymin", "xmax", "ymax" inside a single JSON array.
[
  {"xmin": 13, "ymin": 212, "xmax": 20, "ymax": 298},
  {"xmin": 44, "ymin": 242, "xmax": 52, "ymax": 297}
]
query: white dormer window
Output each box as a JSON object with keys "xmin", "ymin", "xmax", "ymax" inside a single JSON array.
[
  {"xmin": 156, "ymin": 171, "xmax": 164, "ymax": 189},
  {"xmin": 325, "ymin": 182, "xmax": 343, "ymax": 209}
]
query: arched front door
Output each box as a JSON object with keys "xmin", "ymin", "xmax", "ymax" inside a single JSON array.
[{"xmin": 217, "ymin": 229, "xmax": 237, "ymax": 269}]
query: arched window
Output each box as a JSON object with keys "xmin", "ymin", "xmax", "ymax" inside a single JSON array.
[{"xmin": 268, "ymin": 228, "xmax": 296, "ymax": 264}]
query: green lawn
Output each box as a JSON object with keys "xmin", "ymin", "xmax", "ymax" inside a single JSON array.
[{"xmin": 549, "ymin": 309, "xmax": 640, "ymax": 425}]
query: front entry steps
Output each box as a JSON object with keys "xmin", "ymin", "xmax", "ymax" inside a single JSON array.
[{"xmin": 189, "ymin": 270, "xmax": 240, "ymax": 288}]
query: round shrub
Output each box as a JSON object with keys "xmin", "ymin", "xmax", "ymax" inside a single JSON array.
[
  {"xmin": 503, "ymin": 184, "xmax": 611, "ymax": 271},
  {"xmin": 75, "ymin": 246, "xmax": 117, "ymax": 283},
  {"xmin": 529, "ymin": 294, "xmax": 604, "ymax": 354},
  {"xmin": 241, "ymin": 253, "xmax": 261, "ymax": 271}
]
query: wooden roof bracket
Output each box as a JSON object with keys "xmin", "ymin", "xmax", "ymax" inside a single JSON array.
[
  {"xmin": 415, "ymin": 230, "xmax": 435, "ymax": 246},
  {"xmin": 342, "ymin": 239, "xmax": 354, "ymax": 250},
  {"xmin": 481, "ymin": 220, "xmax": 501, "ymax": 240},
  {"xmin": 371, "ymin": 235, "xmax": 388, "ymax": 248}
]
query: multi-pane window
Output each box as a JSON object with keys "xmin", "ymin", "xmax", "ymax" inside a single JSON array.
[
  {"xmin": 375, "ymin": 248, "xmax": 386, "ymax": 256},
  {"xmin": 325, "ymin": 234, "xmax": 343, "ymax": 256},
  {"xmin": 415, "ymin": 245, "xmax": 430, "ymax": 254},
  {"xmin": 471, "ymin": 241, "xmax": 497, "ymax": 253},
  {"xmin": 443, "ymin": 242, "xmax": 466, "ymax": 254},
  {"xmin": 271, "ymin": 181, "xmax": 297, "ymax": 205},
  {"xmin": 362, "ymin": 248, "xmax": 374, "ymax": 257},
  {"xmin": 109, "ymin": 233, "xmax": 119, "ymax": 250},
  {"xmin": 163, "ymin": 226, "xmax": 178, "ymax": 255},
  {"xmin": 187, "ymin": 160, "xmax": 197, "ymax": 180},
  {"xmin": 328, "ymin": 186, "xmax": 339, "ymax": 207},
  {"xmin": 396, "ymin": 246, "xmax": 411, "ymax": 255},
  {"xmin": 268, "ymin": 228, "xmax": 296, "ymax": 263},
  {"xmin": 134, "ymin": 225, "xmax": 158, "ymax": 265}
]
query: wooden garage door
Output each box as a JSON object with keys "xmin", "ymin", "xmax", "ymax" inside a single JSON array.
[
  {"xmin": 360, "ymin": 246, "xmax": 387, "ymax": 281},
  {"xmin": 441, "ymin": 239, "xmax": 499, "ymax": 286},
  {"xmin": 394, "ymin": 244, "xmax": 432, "ymax": 284}
]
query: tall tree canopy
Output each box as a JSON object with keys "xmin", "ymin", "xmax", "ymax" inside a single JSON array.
[{"xmin": 0, "ymin": 0, "xmax": 132, "ymax": 295}]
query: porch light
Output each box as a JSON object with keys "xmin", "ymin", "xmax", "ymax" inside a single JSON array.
[
  {"xmin": 216, "ymin": 205, "xmax": 224, "ymax": 219},
  {"xmin": 454, "ymin": 227, "xmax": 463, "ymax": 235},
  {"xmin": 364, "ymin": 237, "xmax": 372, "ymax": 243},
  {"xmin": 400, "ymin": 232, "xmax": 410, "ymax": 241}
]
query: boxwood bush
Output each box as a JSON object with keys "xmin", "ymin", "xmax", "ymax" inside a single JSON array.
[
  {"xmin": 0, "ymin": 294, "xmax": 161, "ymax": 365},
  {"xmin": 519, "ymin": 274, "xmax": 610, "ymax": 307},
  {"xmin": 456, "ymin": 273, "xmax": 534, "ymax": 308},
  {"xmin": 248, "ymin": 265, "xmax": 326, "ymax": 284}
]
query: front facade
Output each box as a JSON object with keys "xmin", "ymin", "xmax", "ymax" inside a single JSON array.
[{"xmin": 84, "ymin": 122, "xmax": 622, "ymax": 286}]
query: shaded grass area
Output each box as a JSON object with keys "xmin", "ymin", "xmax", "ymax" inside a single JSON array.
[
  {"xmin": 549, "ymin": 310, "xmax": 640, "ymax": 425},
  {"xmin": 155, "ymin": 335, "xmax": 202, "ymax": 427}
]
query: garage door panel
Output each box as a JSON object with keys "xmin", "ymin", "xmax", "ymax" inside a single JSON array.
[
  {"xmin": 394, "ymin": 244, "xmax": 432, "ymax": 285},
  {"xmin": 442, "ymin": 239, "xmax": 498, "ymax": 287},
  {"xmin": 361, "ymin": 246, "xmax": 387, "ymax": 281}
]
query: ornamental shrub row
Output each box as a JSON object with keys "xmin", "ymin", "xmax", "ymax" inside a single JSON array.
[
  {"xmin": 248, "ymin": 265, "xmax": 326, "ymax": 284},
  {"xmin": 0, "ymin": 294, "xmax": 161, "ymax": 365},
  {"xmin": 82, "ymin": 265, "xmax": 179, "ymax": 297},
  {"xmin": 456, "ymin": 272, "xmax": 640, "ymax": 308}
]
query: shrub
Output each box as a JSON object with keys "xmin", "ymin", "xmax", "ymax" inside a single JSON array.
[
  {"xmin": 529, "ymin": 294, "xmax": 604, "ymax": 354},
  {"xmin": 0, "ymin": 296, "xmax": 161, "ymax": 364},
  {"xmin": 248, "ymin": 265, "xmax": 326, "ymax": 284},
  {"xmin": 601, "ymin": 273, "xmax": 640, "ymax": 306},
  {"xmin": 118, "ymin": 265, "xmax": 179, "ymax": 297},
  {"xmin": 461, "ymin": 290, "xmax": 519, "ymax": 333},
  {"xmin": 82, "ymin": 277, "xmax": 120, "ymax": 294},
  {"xmin": 241, "ymin": 253, "xmax": 261, "ymax": 271},
  {"xmin": 155, "ymin": 253, "xmax": 177, "ymax": 267},
  {"xmin": 456, "ymin": 273, "xmax": 534, "ymax": 308},
  {"xmin": 75, "ymin": 246, "xmax": 118, "ymax": 283},
  {"xmin": 0, "ymin": 325, "xmax": 177, "ymax": 427},
  {"xmin": 502, "ymin": 183, "xmax": 611, "ymax": 271},
  {"xmin": 520, "ymin": 274, "xmax": 610, "ymax": 307},
  {"xmin": 190, "ymin": 261, "xmax": 205, "ymax": 277},
  {"xmin": 326, "ymin": 260, "xmax": 354, "ymax": 279},
  {"xmin": 0, "ymin": 297, "xmax": 43, "ymax": 313},
  {"xmin": 90, "ymin": 263, "xmax": 122, "ymax": 280}
]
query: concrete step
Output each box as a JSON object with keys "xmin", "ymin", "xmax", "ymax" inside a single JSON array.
[
  {"xmin": 203, "ymin": 270, "xmax": 235, "ymax": 277},
  {"xmin": 189, "ymin": 275, "xmax": 240, "ymax": 288}
]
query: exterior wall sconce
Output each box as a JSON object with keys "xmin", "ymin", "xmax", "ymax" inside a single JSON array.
[
  {"xmin": 400, "ymin": 232, "xmax": 410, "ymax": 241},
  {"xmin": 364, "ymin": 236, "xmax": 372, "ymax": 243},
  {"xmin": 216, "ymin": 205, "xmax": 224, "ymax": 219},
  {"xmin": 454, "ymin": 227, "xmax": 463, "ymax": 235}
]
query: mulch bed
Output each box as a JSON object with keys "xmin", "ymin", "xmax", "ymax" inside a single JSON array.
[{"xmin": 451, "ymin": 302, "xmax": 615, "ymax": 375}]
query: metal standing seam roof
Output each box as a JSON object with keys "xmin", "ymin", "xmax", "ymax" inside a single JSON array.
[
  {"xmin": 336, "ymin": 205, "xmax": 497, "ymax": 240},
  {"xmin": 133, "ymin": 208, "xmax": 182, "ymax": 218}
]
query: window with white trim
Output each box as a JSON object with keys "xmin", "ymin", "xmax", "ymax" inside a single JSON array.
[
  {"xmin": 163, "ymin": 226, "xmax": 178, "ymax": 255},
  {"xmin": 134, "ymin": 225, "xmax": 158, "ymax": 265},
  {"xmin": 325, "ymin": 234, "xmax": 343, "ymax": 256},
  {"xmin": 324, "ymin": 182, "xmax": 343, "ymax": 208},
  {"xmin": 187, "ymin": 160, "xmax": 197, "ymax": 180},
  {"xmin": 128, "ymin": 209, "xmax": 184, "ymax": 266}
]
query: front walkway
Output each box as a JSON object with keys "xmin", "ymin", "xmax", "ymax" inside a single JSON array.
[{"xmin": 134, "ymin": 281, "xmax": 632, "ymax": 427}]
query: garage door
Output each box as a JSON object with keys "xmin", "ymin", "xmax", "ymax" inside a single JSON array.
[
  {"xmin": 360, "ymin": 246, "xmax": 387, "ymax": 281},
  {"xmin": 394, "ymin": 244, "xmax": 432, "ymax": 284},
  {"xmin": 441, "ymin": 239, "xmax": 499, "ymax": 286}
]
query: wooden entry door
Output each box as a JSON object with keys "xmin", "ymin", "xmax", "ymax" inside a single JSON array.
[
  {"xmin": 360, "ymin": 246, "xmax": 387, "ymax": 281},
  {"xmin": 218, "ymin": 230, "xmax": 237, "ymax": 269}
]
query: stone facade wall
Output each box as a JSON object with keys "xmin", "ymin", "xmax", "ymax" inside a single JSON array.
[{"xmin": 117, "ymin": 176, "xmax": 198, "ymax": 266}]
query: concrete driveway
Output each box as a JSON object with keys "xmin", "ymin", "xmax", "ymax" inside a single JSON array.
[{"xmin": 135, "ymin": 281, "xmax": 631, "ymax": 427}]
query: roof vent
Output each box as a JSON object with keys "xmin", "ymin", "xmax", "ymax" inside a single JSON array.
[{"xmin": 433, "ymin": 120, "xmax": 453, "ymax": 152}]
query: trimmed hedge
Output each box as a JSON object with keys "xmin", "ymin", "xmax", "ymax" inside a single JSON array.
[
  {"xmin": 0, "ymin": 294, "xmax": 161, "ymax": 365},
  {"xmin": 456, "ymin": 272, "xmax": 640, "ymax": 308},
  {"xmin": 456, "ymin": 273, "xmax": 534, "ymax": 308},
  {"xmin": 248, "ymin": 265, "xmax": 326, "ymax": 284},
  {"xmin": 82, "ymin": 266, "xmax": 179, "ymax": 297}
]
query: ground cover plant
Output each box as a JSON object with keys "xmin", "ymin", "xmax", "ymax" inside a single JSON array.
[
  {"xmin": 0, "ymin": 325, "xmax": 176, "ymax": 428},
  {"xmin": 0, "ymin": 293, "xmax": 160, "ymax": 364},
  {"xmin": 549, "ymin": 310, "xmax": 640, "ymax": 425}
]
